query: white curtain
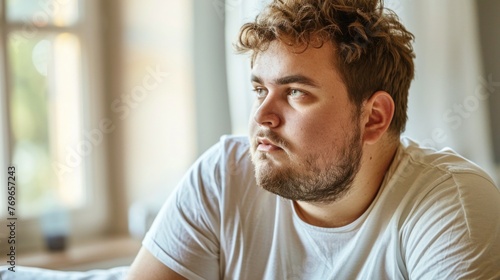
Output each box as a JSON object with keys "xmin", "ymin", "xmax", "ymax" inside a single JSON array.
[
  {"xmin": 387, "ymin": 0, "xmax": 496, "ymax": 179},
  {"xmin": 225, "ymin": 0, "xmax": 497, "ymax": 180}
]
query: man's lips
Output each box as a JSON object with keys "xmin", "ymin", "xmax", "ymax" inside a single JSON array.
[{"xmin": 257, "ymin": 137, "xmax": 282, "ymax": 152}]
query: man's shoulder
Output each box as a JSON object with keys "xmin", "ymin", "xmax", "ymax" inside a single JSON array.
[
  {"xmin": 198, "ymin": 135, "xmax": 250, "ymax": 164},
  {"xmin": 390, "ymin": 138, "xmax": 500, "ymax": 279},
  {"xmin": 219, "ymin": 135, "xmax": 250, "ymax": 151},
  {"xmin": 398, "ymin": 137, "xmax": 495, "ymax": 185},
  {"xmin": 383, "ymin": 137, "xmax": 499, "ymax": 209},
  {"xmin": 215, "ymin": 135, "xmax": 251, "ymax": 165}
]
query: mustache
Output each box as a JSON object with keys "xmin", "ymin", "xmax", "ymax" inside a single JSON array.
[{"xmin": 255, "ymin": 130, "xmax": 289, "ymax": 149}]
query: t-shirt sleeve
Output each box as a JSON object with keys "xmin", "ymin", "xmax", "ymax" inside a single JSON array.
[
  {"xmin": 142, "ymin": 142, "xmax": 223, "ymax": 280},
  {"xmin": 403, "ymin": 172, "xmax": 500, "ymax": 279}
]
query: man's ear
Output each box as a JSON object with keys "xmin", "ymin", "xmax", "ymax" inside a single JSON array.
[{"xmin": 362, "ymin": 91, "xmax": 395, "ymax": 145}]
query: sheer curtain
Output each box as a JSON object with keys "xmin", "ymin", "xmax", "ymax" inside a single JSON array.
[
  {"xmin": 225, "ymin": 0, "xmax": 497, "ymax": 180},
  {"xmin": 387, "ymin": 0, "xmax": 496, "ymax": 179}
]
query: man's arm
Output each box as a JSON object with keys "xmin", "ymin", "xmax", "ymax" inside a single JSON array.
[{"xmin": 127, "ymin": 247, "xmax": 186, "ymax": 280}]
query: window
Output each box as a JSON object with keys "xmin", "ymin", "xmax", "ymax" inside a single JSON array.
[{"xmin": 0, "ymin": 0, "xmax": 108, "ymax": 252}]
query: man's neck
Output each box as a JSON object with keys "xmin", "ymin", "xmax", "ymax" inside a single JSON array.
[{"xmin": 294, "ymin": 139, "xmax": 399, "ymax": 228}]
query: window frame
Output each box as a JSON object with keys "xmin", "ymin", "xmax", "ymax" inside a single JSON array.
[{"xmin": 0, "ymin": 0, "xmax": 110, "ymax": 253}]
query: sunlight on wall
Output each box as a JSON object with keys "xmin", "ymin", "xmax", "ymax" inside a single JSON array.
[{"xmin": 120, "ymin": 0, "xmax": 197, "ymax": 205}]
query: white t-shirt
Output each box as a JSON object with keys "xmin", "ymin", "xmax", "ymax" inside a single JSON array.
[{"xmin": 143, "ymin": 136, "xmax": 500, "ymax": 280}]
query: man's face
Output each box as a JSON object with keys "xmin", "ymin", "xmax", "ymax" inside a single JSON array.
[{"xmin": 248, "ymin": 40, "xmax": 364, "ymax": 203}]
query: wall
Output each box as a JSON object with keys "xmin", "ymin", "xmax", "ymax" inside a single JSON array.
[{"xmin": 102, "ymin": 0, "xmax": 232, "ymax": 235}]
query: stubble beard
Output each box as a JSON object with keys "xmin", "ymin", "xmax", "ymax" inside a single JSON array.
[{"xmin": 250, "ymin": 128, "xmax": 363, "ymax": 204}]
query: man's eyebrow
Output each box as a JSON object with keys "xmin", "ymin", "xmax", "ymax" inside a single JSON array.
[
  {"xmin": 251, "ymin": 74, "xmax": 263, "ymax": 84},
  {"xmin": 275, "ymin": 75, "xmax": 320, "ymax": 88},
  {"xmin": 251, "ymin": 74, "xmax": 320, "ymax": 88}
]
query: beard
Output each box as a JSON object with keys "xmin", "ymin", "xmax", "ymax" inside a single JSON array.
[{"xmin": 250, "ymin": 127, "xmax": 363, "ymax": 204}]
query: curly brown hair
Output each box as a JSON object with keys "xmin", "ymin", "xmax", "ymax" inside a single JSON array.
[{"xmin": 236, "ymin": 0, "xmax": 415, "ymax": 134}]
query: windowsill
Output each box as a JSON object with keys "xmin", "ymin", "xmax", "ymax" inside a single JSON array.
[{"xmin": 17, "ymin": 235, "xmax": 142, "ymax": 271}]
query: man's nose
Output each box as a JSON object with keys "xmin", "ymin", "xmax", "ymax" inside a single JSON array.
[{"xmin": 253, "ymin": 94, "xmax": 281, "ymax": 128}]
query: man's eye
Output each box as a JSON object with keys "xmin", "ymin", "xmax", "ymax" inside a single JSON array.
[
  {"xmin": 289, "ymin": 89, "xmax": 305, "ymax": 98},
  {"xmin": 253, "ymin": 88, "xmax": 268, "ymax": 98}
]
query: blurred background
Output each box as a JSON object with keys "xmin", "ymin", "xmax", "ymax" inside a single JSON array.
[{"xmin": 0, "ymin": 0, "xmax": 498, "ymax": 271}]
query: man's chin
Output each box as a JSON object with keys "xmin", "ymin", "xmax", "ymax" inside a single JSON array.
[
  {"xmin": 252, "ymin": 156, "xmax": 285, "ymax": 173},
  {"xmin": 252, "ymin": 149, "xmax": 287, "ymax": 164}
]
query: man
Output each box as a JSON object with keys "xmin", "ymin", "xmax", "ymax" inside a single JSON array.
[{"xmin": 128, "ymin": 0, "xmax": 500, "ymax": 279}]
